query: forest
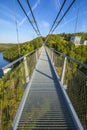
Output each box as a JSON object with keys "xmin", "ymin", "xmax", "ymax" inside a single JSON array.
[
  {"xmin": 0, "ymin": 37, "xmax": 42, "ymax": 61},
  {"xmin": 46, "ymin": 33, "xmax": 87, "ymax": 65},
  {"xmin": 0, "ymin": 37, "xmax": 42, "ymax": 129},
  {"xmin": 0, "ymin": 33, "xmax": 87, "ymax": 129},
  {"xmin": 0, "ymin": 33, "xmax": 87, "ymax": 64},
  {"xmin": 45, "ymin": 33, "xmax": 87, "ymax": 128}
]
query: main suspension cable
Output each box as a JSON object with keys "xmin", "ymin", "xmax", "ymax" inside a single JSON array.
[
  {"xmin": 26, "ymin": 0, "xmax": 41, "ymax": 36},
  {"xmin": 14, "ymin": 0, "xmax": 21, "ymax": 57},
  {"xmin": 17, "ymin": 0, "xmax": 40, "ymax": 36},
  {"xmin": 49, "ymin": 0, "xmax": 66, "ymax": 34},
  {"xmin": 51, "ymin": 0, "xmax": 76, "ymax": 33},
  {"xmin": 45, "ymin": 0, "xmax": 76, "ymax": 44}
]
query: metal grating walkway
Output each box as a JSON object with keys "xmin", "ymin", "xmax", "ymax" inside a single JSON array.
[{"xmin": 15, "ymin": 47, "xmax": 77, "ymax": 130}]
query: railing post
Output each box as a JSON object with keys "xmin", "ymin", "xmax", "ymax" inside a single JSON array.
[
  {"xmin": 36, "ymin": 49, "xmax": 37, "ymax": 61},
  {"xmin": 61, "ymin": 56, "xmax": 67, "ymax": 85},
  {"xmin": 51, "ymin": 48, "xmax": 54, "ymax": 63},
  {"xmin": 24, "ymin": 56, "xmax": 29, "ymax": 83}
]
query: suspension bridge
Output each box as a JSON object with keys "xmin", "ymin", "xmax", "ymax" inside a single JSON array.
[
  {"xmin": 1, "ymin": 45, "xmax": 87, "ymax": 130},
  {"xmin": 0, "ymin": 0, "xmax": 87, "ymax": 130},
  {"xmin": 10, "ymin": 45, "xmax": 84, "ymax": 130}
]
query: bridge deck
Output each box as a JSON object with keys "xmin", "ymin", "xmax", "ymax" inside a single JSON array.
[{"xmin": 16, "ymin": 47, "xmax": 76, "ymax": 129}]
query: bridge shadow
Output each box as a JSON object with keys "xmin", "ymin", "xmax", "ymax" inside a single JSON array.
[
  {"xmin": 36, "ymin": 69, "xmax": 53, "ymax": 80},
  {"xmin": 39, "ymin": 58, "xmax": 48, "ymax": 62},
  {"xmin": 44, "ymin": 47, "xmax": 76, "ymax": 126}
]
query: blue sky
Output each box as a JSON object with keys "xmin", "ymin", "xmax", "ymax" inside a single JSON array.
[{"xmin": 0, "ymin": 0, "xmax": 87, "ymax": 43}]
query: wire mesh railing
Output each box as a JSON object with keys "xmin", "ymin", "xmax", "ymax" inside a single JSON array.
[
  {"xmin": 46, "ymin": 47, "xmax": 64, "ymax": 78},
  {"xmin": 65, "ymin": 58, "xmax": 87, "ymax": 130},
  {"xmin": 0, "ymin": 47, "xmax": 42, "ymax": 130},
  {"xmin": 46, "ymin": 46, "xmax": 87, "ymax": 130}
]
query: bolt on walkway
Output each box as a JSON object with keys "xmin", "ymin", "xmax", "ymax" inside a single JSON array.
[{"xmin": 12, "ymin": 47, "xmax": 77, "ymax": 130}]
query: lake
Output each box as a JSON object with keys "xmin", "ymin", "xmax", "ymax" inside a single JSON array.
[{"xmin": 0, "ymin": 52, "xmax": 9, "ymax": 78}]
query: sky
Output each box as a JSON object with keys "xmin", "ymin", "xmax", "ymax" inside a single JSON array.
[{"xmin": 0, "ymin": 0, "xmax": 87, "ymax": 43}]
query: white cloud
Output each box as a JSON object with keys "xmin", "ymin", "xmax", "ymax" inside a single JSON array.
[
  {"xmin": 54, "ymin": 0, "xmax": 64, "ymax": 13},
  {"xmin": 54, "ymin": 0, "xmax": 60, "ymax": 10},
  {"xmin": 41, "ymin": 21, "xmax": 50, "ymax": 28},
  {"xmin": 79, "ymin": 22, "xmax": 87, "ymax": 32},
  {"xmin": 18, "ymin": 11, "xmax": 30, "ymax": 27},
  {"xmin": 54, "ymin": 0, "xmax": 66, "ymax": 23},
  {"xmin": 0, "ymin": 3, "xmax": 16, "ymax": 21},
  {"xmin": 0, "ymin": 19, "xmax": 11, "ymax": 25},
  {"xmin": 0, "ymin": 2, "xmax": 21, "ymax": 27},
  {"xmin": 59, "ymin": 17, "xmax": 76, "ymax": 28},
  {"xmin": 32, "ymin": 0, "xmax": 40, "ymax": 10},
  {"xmin": 38, "ymin": 21, "xmax": 50, "ymax": 36},
  {"xmin": 18, "ymin": 0, "xmax": 40, "ymax": 27},
  {"xmin": 59, "ymin": 10, "xmax": 87, "ymax": 30}
]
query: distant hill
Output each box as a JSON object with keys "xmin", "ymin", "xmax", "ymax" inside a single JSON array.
[
  {"xmin": 0, "ymin": 33, "xmax": 87, "ymax": 64},
  {"xmin": 0, "ymin": 37, "xmax": 42, "ymax": 61},
  {"xmin": 0, "ymin": 44, "xmax": 17, "ymax": 51}
]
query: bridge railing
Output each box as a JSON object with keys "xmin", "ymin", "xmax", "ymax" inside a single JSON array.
[
  {"xmin": 0, "ymin": 47, "xmax": 42, "ymax": 130},
  {"xmin": 46, "ymin": 47, "xmax": 87, "ymax": 130}
]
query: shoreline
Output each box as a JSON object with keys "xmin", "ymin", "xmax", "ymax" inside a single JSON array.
[{"xmin": 0, "ymin": 52, "xmax": 10, "ymax": 78}]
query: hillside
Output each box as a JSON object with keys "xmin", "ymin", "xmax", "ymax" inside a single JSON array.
[
  {"xmin": 46, "ymin": 34, "xmax": 87, "ymax": 64},
  {"xmin": 0, "ymin": 44, "xmax": 17, "ymax": 51},
  {"xmin": 0, "ymin": 37, "xmax": 42, "ymax": 61},
  {"xmin": 0, "ymin": 34, "xmax": 87, "ymax": 129},
  {"xmin": 0, "ymin": 33, "xmax": 87, "ymax": 64},
  {"xmin": 58, "ymin": 32, "xmax": 87, "ymax": 41}
]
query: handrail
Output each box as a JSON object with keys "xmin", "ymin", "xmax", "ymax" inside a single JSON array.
[
  {"xmin": 50, "ymin": 47, "xmax": 87, "ymax": 69},
  {"xmin": 1, "ymin": 47, "xmax": 42, "ymax": 130},
  {"xmin": 2, "ymin": 49, "xmax": 37, "ymax": 70},
  {"xmin": 46, "ymin": 45, "xmax": 87, "ymax": 129}
]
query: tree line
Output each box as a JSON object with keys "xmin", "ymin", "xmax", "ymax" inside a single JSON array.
[
  {"xmin": 46, "ymin": 34, "xmax": 87, "ymax": 65},
  {"xmin": 1, "ymin": 37, "xmax": 42, "ymax": 61}
]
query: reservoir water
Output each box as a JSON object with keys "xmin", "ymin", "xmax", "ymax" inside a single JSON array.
[{"xmin": 0, "ymin": 52, "xmax": 9, "ymax": 78}]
